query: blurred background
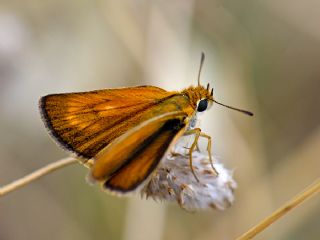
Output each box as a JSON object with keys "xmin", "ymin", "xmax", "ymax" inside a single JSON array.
[{"xmin": 0, "ymin": 1, "xmax": 319, "ymax": 239}]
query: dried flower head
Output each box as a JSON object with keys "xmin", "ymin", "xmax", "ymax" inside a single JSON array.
[{"xmin": 141, "ymin": 146, "xmax": 237, "ymax": 211}]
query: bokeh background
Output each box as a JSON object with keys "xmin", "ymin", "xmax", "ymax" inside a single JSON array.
[{"xmin": 0, "ymin": 1, "xmax": 319, "ymax": 240}]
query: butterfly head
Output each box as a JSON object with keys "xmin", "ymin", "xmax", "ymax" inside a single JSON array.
[
  {"xmin": 182, "ymin": 83, "xmax": 214, "ymax": 113},
  {"xmin": 195, "ymin": 84, "xmax": 214, "ymax": 113}
]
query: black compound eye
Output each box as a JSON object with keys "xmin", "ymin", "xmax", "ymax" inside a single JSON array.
[{"xmin": 197, "ymin": 99, "xmax": 208, "ymax": 112}]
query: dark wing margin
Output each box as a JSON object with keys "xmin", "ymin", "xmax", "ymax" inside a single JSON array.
[
  {"xmin": 89, "ymin": 111, "xmax": 187, "ymax": 193},
  {"xmin": 39, "ymin": 95, "xmax": 79, "ymax": 157}
]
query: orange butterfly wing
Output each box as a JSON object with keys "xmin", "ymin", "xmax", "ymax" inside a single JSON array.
[
  {"xmin": 90, "ymin": 111, "xmax": 187, "ymax": 192},
  {"xmin": 40, "ymin": 86, "xmax": 190, "ymax": 159}
]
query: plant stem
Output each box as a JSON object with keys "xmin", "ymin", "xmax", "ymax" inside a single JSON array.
[
  {"xmin": 236, "ymin": 178, "xmax": 320, "ymax": 240},
  {"xmin": 0, "ymin": 157, "xmax": 77, "ymax": 197}
]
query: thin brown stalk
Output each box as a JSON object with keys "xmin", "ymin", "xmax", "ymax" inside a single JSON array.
[
  {"xmin": 236, "ymin": 178, "xmax": 320, "ymax": 240},
  {"xmin": 0, "ymin": 157, "xmax": 77, "ymax": 197}
]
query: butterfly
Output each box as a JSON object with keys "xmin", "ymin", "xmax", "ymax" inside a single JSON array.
[{"xmin": 39, "ymin": 53, "xmax": 253, "ymax": 194}]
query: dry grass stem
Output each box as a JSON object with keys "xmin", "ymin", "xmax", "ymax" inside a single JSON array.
[
  {"xmin": 236, "ymin": 178, "xmax": 320, "ymax": 240},
  {"xmin": 0, "ymin": 157, "xmax": 77, "ymax": 197}
]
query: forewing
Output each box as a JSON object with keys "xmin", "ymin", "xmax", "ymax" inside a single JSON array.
[
  {"xmin": 40, "ymin": 86, "xmax": 176, "ymax": 158},
  {"xmin": 90, "ymin": 111, "xmax": 187, "ymax": 193}
]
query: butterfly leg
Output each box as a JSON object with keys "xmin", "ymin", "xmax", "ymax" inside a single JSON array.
[
  {"xmin": 198, "ymin": 132, "xmax": 218, "ymax": 176},
  {"xmin": 183, "ymin": 128, "xmax": 202, "ymax": 182}
]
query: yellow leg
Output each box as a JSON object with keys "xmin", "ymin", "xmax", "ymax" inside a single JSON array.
[
  {"xmin": 198, "ymin": 132, "xmax": 219, "ymax": 176},
  {"xmin": 184, "ymin": 128, "xmax": 202, "ymax": 182},
  {"xmin": 184, "ymin": 129, "xmax": 219, "ymax": 181}
]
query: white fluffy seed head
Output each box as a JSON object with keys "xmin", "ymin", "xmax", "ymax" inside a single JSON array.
[{"xmin": 141, "ymin": 146, "xmax": 237, "ymax": 211}]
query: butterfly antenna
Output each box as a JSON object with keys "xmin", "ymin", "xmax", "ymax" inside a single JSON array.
[
  {"xmin": 197, "ymin": 52, "xmax": 205, "ymax": 86},
  {"xmin": 213, "ymin": 100, "xmax": 254, "ymax": 116}
]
